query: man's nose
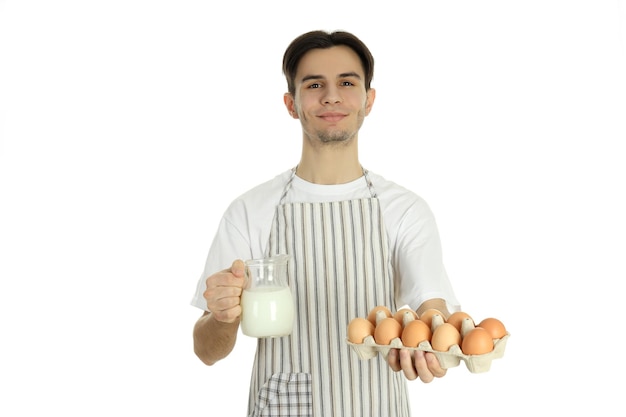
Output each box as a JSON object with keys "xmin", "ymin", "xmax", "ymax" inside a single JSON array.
[{"xmin": 322, "ymin": 85, "xmax": 342, "ymax": 104}]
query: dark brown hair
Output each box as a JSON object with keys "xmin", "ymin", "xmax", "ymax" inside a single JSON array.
[{"xmin": 282, "ymin": 30, "xmax": 375, "ymax": 95}]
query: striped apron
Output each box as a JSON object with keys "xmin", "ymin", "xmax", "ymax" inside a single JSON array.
[{"xmin": 248, "ymin": 169, "xmax": 410, "ymax": 417}]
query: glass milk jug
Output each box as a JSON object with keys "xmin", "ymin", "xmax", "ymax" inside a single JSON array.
[{"xmin": 241, "ymin": 254, "xmax": 295, "ymax": 338}]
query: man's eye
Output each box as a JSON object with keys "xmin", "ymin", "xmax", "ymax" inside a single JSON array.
[
  {"xmin": 308, "ymin": 83, "xmax": 321, "ymax": 89},
  {"xmin": 341, "ymin": 81, "xmax": 354, "ymax": 86}
]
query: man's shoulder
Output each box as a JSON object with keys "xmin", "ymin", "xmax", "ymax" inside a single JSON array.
[
  {"xmin": 226, "ymin": 169, "xmax": 292, "ymax": 211},
  {"xmin": 241, "ymin": 170, "xmax": 291, "ymax": 198},
  {"xmin": 368, "ymin": 171, "xmax": 431, "ymax": 212},
  {"xmin": 369, "ymin": 171, "xmax": 419, "ymax": 198}
]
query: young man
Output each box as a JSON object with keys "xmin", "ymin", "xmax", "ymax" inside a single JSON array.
[{"xmin": 192, "ymin": 30, "xmax": 460, "ymax": 417}]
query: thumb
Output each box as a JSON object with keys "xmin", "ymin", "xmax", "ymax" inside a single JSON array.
[{"xmin": 230, "ymin": 259, "xmax": 245, "ymax": 279}]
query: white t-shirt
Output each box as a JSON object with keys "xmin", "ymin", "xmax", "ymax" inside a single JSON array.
[{"xmin": 191, "ymin": 169, "xmax": 460, "ymax": 312}]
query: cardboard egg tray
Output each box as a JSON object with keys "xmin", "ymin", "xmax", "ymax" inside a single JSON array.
[{"xmin": 347, "ymin": 312, "xmax": 509, "ymax": 373}]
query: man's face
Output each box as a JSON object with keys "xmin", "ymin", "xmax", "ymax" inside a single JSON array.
[{"xmin": 285, "ymin": 46, "xmax": 375, "ymax": 146}]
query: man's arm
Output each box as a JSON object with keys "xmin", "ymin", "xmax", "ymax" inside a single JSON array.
[
  {"xmin": 193, "ymin": 311, "xmax": 240, "ymax": 366},
  {"xmin": 193, "ymin": 259, "xmax": 246, "ymax": 366},
  {"xmin": 416, "ymin": 298, "xmax": 451, "ymax": 319}
]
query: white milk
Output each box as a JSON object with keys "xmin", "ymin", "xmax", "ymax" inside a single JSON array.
[{"xmin": 240, "ymin": 286, "xmax": 294, "ymax": 337}]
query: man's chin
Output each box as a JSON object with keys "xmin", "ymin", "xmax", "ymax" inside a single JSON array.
[{"xmin": 317, "ymin": 130, "xmax": 355, "ymax": 144}]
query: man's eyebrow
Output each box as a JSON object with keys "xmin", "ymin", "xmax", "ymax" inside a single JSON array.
[
  {"xmin": 338, "ymin": 72, "xmax": 362, "ymax": 79},
  {"xmin": 300, "ymin": 72, "xmax": 362, "ymax": 84},
  {"xmin": 300, "ymin": 74, "xmax": 325, "ymax": 84}
]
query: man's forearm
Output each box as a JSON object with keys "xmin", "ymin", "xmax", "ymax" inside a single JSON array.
[{"xmin": 193, "ymin": 311, "xmax": 240, "ymax": 366}]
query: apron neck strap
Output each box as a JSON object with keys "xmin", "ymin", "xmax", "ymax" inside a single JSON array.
[{"xmin": 279, "ymin": 166, "xmax": 377, "ymax": 204}]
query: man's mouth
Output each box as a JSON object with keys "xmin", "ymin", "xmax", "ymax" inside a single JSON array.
[{"xmin": 318, "ymin": 112, "xmax": 347, "ymax": 123}]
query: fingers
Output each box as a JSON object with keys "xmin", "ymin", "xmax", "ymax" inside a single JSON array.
[
  {"xmin": 387, "ymin": 349, "xmax": 419, "ymax": 380},
  {"xmin": 203, "ymin": 259, "xmax": 247, "ymax": 323},
  {"xmin": 413, "ymin": 350, "xmax": 447, "ymax": 382},
  {"xmin": 411, "ymin": 350, "xmax": 433, "ymax": 382},
  {"xmin": 401, "ymin": 349, "xmax": 420, "ymax": 381},
  {"xmin": 387, "ymin": 349, "xmax": 401, "ymax": 372},
  {"xmin": 424, "ymin": 352, "xmax": 447, "ymax": 379},
  {"xmin": 388, "ymin": 349, "xmax": 447, "ymax": 383},
  {"xmin": 208, "ymin": 303, "xmax": 242, "ymax": 323}
]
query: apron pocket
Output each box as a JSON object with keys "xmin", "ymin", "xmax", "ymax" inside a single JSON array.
[{"xmin": 251, "ymin": 372, "xmax": 312, "ymax": 417}]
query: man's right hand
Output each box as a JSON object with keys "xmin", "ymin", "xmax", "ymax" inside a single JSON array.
[{"xmin": 203, "ymin": 259, "xmax": 246, "ymax": 323}]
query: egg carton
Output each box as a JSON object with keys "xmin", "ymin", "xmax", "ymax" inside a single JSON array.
[{"xmin": 347, "ymin": 313, "xmax": 509, "ymax": 373}]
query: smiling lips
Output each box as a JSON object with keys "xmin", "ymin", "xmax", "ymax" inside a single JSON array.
[{"xmin": 318, "ymin": 112, "xmax": 347, "ymax": 123}]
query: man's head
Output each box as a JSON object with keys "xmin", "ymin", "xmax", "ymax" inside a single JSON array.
[{"xmin": 282, "ymin": 30, "xmax": 375, "ymax": 96}]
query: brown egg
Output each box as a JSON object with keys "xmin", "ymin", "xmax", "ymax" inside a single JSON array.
[
  {"xmin": 430, "ymin": 322, "xmax": 461, "ymax": 352},
  {"xmin": 374, "ymin": 317, "xmax": 402, "ymax": 345},
  {"xmin": 393, "ymin": 307, "xmax": 418, "ymax": 326},
  {"xmin": 367, "ymin": 305, "xmax": 392, "ymax": 326},
  {"xmin": 419, "ymin": 308, "xmax": 444, "ymax": 330},
  {"xmin": 400, "ymin": 319, "xmax": 432, "ymax": 347},
  {"xmin": 347, "ymin": 317, "xmax": 375, "ymax": 344},
  {"xmin": 446, "ymin": 311, "xmax": 473, "ymax": 333},
  {"xmin": 461, "ymin": 327, "xmax": 494, "ymax": 355},
  {"xmin": 477, "ymin": 317, "xmax": 507, "ymax": 339}
]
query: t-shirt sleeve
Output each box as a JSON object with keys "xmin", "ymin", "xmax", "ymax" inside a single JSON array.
[
  {"xmin": 393, "ymin": 198, "xmax": 461, "ymax": 313},
  {"xmin": 190, "ymin": 205, "xmax": 253, "ymax": 311}
]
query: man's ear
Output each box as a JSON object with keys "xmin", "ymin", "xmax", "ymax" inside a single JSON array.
[
  {"xmin": 365, "ymin": 88, "xmax": 376, "ymax": 116},
  {"xmin": 284, "ymin": 93, "xmax": 299, "ymax": 119}
]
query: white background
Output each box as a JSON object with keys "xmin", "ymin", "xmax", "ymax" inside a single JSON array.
[{"xmin": 1, "ymin": 1, "xmax": 625, "ymax": 415}]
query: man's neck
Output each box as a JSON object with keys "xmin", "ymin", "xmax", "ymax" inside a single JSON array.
[{"xmin": 296, "ymin": 146, "xmax": 362, "ymax": 184}]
